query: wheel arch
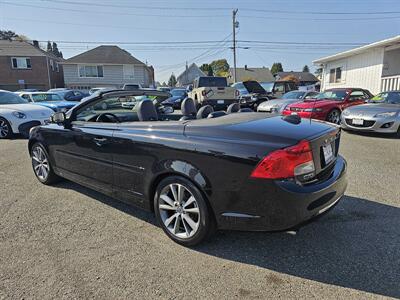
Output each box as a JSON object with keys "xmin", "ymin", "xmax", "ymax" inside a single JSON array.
[{"xmin": 147, "ymin": 160, "xmax": 212, "ymax": 213}]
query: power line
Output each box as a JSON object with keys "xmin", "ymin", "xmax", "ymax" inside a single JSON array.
[{"xmin": 40, "ymin": 0, "xmax": 400, "ymax": 15}]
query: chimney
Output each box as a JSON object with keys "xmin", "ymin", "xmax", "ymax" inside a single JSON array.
[{"xmin": 32, "ymin": 40, "xmax": 39, "ymax": 48}]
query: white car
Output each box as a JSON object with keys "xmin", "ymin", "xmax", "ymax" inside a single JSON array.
[{"xmin": 0, "ymin": 90, "xmax": 54, "ymax": 139}]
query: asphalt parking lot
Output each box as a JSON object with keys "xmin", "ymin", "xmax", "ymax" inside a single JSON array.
[{"xmin": 0, "ymin": 132, "xmax": 399, "ymax": 299}]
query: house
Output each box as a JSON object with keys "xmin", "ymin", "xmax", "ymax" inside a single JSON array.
[
  {"xmin": 314, "ymin": 35, "xmax": 400, "ymax": 94},
  {"xmin": 228, "ymin": 66, "xmax": 274, "ymax": 84},
  {"xmin": 61, "ymin": 45, "xmax": 154, "ymax": 91},
  {"xmin": 0, "ymin": 40, "xmax": 64, "ymax": 91},
  {"xmin": 177, "ymin": 63, "xmax": 205, "ymax": 86},
  {"xmin": 275, "ymin": 71, "xmax": 319, "ymax": 86}
]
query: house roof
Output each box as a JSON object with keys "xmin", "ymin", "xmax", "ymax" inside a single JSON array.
[
  {"xmin": 0, "ymin": 40, "xmax": 61, "ymax": 59},
  {"xmin": 313, "ymin": 35, "xmax": 400, "ymax": 64},
  {"xmin": 62, "ymin": 45, "xmax": 146, "ymax": 65},
  {"xmin": 276, "ymin": 71, "xmax": 318, "ymax": 82},
  {"xmin": 177, "ymin": 63, "xmax": 205, "ymax": 81},
  {"xmin": 229, "ymin": 67, "xmax": 274, "ymax": 83}
]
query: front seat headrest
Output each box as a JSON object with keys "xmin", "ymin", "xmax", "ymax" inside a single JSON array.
[
  {"xmin": 196, "ymin": 105, "xmax": 214, "ymax": 119},
  {"xmin": 227, "ymin": 103, "xmax": 240, "ymax": 113},
  {"xmin": 181, "ymin": 98, "xmax": 197, "ymax": 117},
  {"xmin": 138, "ymin": 100, "xmax": 158, "ymax": 121}
]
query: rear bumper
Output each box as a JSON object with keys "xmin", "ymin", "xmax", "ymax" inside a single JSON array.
[
  {"xmin": 202, "ymin": 99, "xmax": 237, "ymax": 110},
  {"xmin": 215, "ymin": 156, "xmax": 347, "ymax": 231}
]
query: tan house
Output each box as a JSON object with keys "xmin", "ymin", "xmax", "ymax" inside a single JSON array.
[
  {"xmin": 0, "ymin": 40, "xmax": 64, "ymax": 91},
  {"xmin": 61, "ymin": 45, "xmax": 154, "ymax": 91}
]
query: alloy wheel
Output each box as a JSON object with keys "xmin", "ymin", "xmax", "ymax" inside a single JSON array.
[
  {"xmin": 32, "ymin": 146, "xmax": 50, "ymax": 181},
  {"xmin": 327, "ymin": 110, "xmax": 341, "ymax": 124},
  {"xmin": 158, "ymin": 183, "xmax": 200, "ymax": 239},
  {"xmin": 0, "ymin": 119, "xmax": 10, "ymax": 138}
]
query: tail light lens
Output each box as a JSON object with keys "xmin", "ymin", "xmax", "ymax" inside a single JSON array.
[{"xmin": 251, "ymin": 140, "xmax": 315, "ymax": 179}]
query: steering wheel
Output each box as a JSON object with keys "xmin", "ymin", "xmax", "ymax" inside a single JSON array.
[{"xmin": 96, "ymin": 112, "xmax": 120, "ymax": 123}]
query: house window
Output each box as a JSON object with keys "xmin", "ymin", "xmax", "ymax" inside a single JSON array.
[
  {"xmin": 50, "ymin": 59, "xmax": 54, "ymax": 71},
  {"xmin": 123, "ymin": 65, "xmax": 135, "ymax": 79},
  {"xmin": 79, "ymin": 65, "xmax": 104, "ymax": 78},
  {"xmin": 329, "ymin": 67, "xmax": 342, "ymax": 83},
  {"xmin": 11, "ymin": 57, "xmax": 31, "ymax": 69}
]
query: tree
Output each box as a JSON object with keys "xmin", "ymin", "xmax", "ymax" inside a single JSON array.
[
  {"xmin": 52, "ymin": 42, "xmax": 60, "ymax": 57},
  {"xmin": 210, "ymin": 59, "xmax": 229, "ymax": 77},
  {"xmin": 0, "ymin": 30, "xmax": 19, "ymax": 41},
  {"xmin": 200, "ymin": 63, "xmax": 213, "ymax": 76},
  {"xmin": 271, "ymin": 62, "xmax": 283, "ymax": 75},
  {"xmin": 302, "ymin": 65, "xmax": 310, "ymax": 72},
  {"xmin": 58, "ymin": 51, "xmax": 63, "ymax": 58},
  {"xmin": 161, "ymin": 81, "xmax": 167, "ymax": 87},
  {"xmin": 168, "ymin": 73, "xmax": 177, "ymax": 87},
  {"xmin": 47, "ymin": 41, "xmax": 52, "ymax": 52}
]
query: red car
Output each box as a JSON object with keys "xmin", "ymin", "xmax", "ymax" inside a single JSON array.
[{"xmin": 282, "ymin": 88, "xmax": 373, "ymax": 124}]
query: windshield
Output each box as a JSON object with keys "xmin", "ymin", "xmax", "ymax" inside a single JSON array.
[
  {"xmin": 317, "ymin": 90, "xmax": 347, "ymax": 101},
  {"xmin": 198, "ymin": 77, "xmax": 227, "ymax": 87},
  {"xmin": 260, "ymin": 82, "xmax": 274, "ymax": 93},
  {"xmin": 170, "ymin": 89, "xmax": 186, "ymax": 97},
  {"xmin": 32, "ymin": 93, "xmax": 63, "ymax": 102},
  {"xmin": 369, "ymin": 92, "xmax": 400, "ymax": 104},
  {"xmin": 282, "ymin": 91, "xmax": 305, "ymax": 99},
  {"xmin": 0, "ymin": 92, "xmax": 28, "ymax": 104}
]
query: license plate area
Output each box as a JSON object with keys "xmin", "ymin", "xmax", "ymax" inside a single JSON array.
[
  {"xmin": 217, "ymin": 100, "xmax": 225, "ymax": 104},
  {"xmin": 352, "ymin": 118, "xmax": 364, "ymax": 125},
  {"xmin": 322, "ymin": 143, "xmax": 334, "ymax": 164}
]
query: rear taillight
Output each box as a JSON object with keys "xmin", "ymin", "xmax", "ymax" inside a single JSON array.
[{"xmin": 251, "ymin": 140, "xmax": 315, "ymax": 179}]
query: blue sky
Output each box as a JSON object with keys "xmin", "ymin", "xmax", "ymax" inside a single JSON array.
[{"xmin": 1, "ymin": 0, "xmax": 400, "ymax": 82}]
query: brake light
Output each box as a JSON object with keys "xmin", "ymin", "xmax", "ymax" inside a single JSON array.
[{"xmin": 251, "ymin": 140, "xmax": 315, "ymax": 179}]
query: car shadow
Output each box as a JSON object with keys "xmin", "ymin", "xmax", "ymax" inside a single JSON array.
[{"xmin": 54, "ymin": 181, "xmax": 400, "ymax": 298}]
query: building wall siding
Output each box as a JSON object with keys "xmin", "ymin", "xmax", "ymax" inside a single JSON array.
[
  {"xmin": 0, "ymin": 56, "xmax": 63, "ymax": 91},
  {"xmin": 321, "ymin": 48, "xmax": 384, "ymax": 94},
  {"xmin": 63, "ymin": 64, "xmax": 150, "ymax": 89}
]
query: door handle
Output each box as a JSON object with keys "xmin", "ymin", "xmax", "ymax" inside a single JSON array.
[{"xmin": 93, "ymin": 137, "xmax": 108, "ymax": 146}]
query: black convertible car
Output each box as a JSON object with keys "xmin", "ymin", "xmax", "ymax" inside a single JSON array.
[{"xmin": 29, "ymin": 89, "xmax": 347, "ymax": 246}]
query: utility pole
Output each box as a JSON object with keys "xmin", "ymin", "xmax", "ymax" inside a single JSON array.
[{"xmin": 232, "ymin": 9, "xmax": 239, "ymax": 82}]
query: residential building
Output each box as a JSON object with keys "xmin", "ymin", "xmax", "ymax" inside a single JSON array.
[
  {"xmin": 177, "ymin": 63, "xmax": 205, "ymax": 86},
  {"xmin": 314, "ymin": 35, "xmax": 400, "ymax": 94},
  {"xmin": 275, "ymin": 71, "xmax": 319, "ymax": 86},
  {"xmin": 61, "ymin": 45, "xmax": 154, "ymax": 91},
  {"xmin": 228, "ymin": 66, "xmax": 274, "ymax": 84},
  {"xmin": 0, "ymin": 40, "xmax": 64, "ymax": 91}
]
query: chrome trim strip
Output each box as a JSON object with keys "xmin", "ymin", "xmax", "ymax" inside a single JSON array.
[{"xmin": 221, "ymin": 212, "xmax": 261, "ymax": 218}]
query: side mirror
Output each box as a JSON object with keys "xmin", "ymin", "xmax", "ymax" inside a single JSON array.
[{"xmin": 51, "ymin": 112, "xmax": 66, "ymax": 125}]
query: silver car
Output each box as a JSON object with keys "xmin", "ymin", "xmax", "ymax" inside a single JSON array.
[
  {"xmin": 341, "ymin": 91, "xmax": 400, "ymax": 136},
  {"xmin": 257, "ymin": 90, "xmax": 319, "ymax": 114}
]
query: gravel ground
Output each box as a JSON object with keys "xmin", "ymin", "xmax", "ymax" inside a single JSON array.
[{"xmin": 0, "ymin": 132, "xmax": 399, "ymax": 299}]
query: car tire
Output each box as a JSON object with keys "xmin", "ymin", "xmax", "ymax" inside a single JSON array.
[
  {"xmin": 154, "ymin": 176, "xmax": 216, "ymax": 246},
  {"xmin": 31, "ymin": 143, "xmax": 61, "ymax": 185},
  {"xmin": 326, "ymin": 109, "xmax": 341, "ymax": 124},
  {"xmin": 0, "ymin": 117, "xmax": 13, "ymax": 139}
]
